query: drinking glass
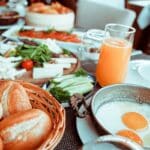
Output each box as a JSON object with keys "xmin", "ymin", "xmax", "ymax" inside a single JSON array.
[
  {"xmin": 78, "ymin": 29, "xmax": 104, "ymax": 75},
  {"xmin": 96, "ymin": 24, "xmax": 136, "ymax": 87}
]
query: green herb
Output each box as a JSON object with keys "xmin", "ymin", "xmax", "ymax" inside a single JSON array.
[
  {"xmin": 15, "ymin": 44, "xmax": 52, "ymax": 65},
  {"xmin": 9, "ymin": 50, "xmax": 17, "ymax": 57},
  {"xmin": 20, "ymin": 28, "xmax": 32, "ymax": 32},
  {"xmin": 65, "ymin": 28, "xmax": 73, "ymax": 34},
  {"xmin": 62, "ymin": 49, "xmax": 71, "ymax": 56},
  {"xmin": 50, "ymin": 87, "xmax": 70, "ymax": 102},
  {"xmin": 74, "ymin": 68, "xmax": 88, "ymax": 77},
  {"xmin": 45, "ymin": 28, "xmax": 55, "ymax": 33}
]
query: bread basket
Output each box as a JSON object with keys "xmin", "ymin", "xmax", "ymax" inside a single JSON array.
[{"xmin": 0, "ymin": 80, "xmax": 65, "ymax": 150}]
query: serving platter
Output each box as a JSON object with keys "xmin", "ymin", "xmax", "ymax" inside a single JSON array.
[
  {"xmin": 17, "ymin": 52, "xmax": 80, "ymax": 86},
  {"xmin": 2, "ymin": 25, "xmax": 84, "ymax": 49},
  {"xmin": 0, "ymin": 39, "xmax": 81, "ymax": 86}
]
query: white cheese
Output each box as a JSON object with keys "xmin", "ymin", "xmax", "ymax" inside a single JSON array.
[
  {"xmin": 42, "ymin": 39, "xmax": 62, "ymax": 54},
  {"xmin": 0, "ymin": 42, "xmax": 17, "ymax": 55},
  {"xmin": 33, "ymin": 67, "xmax": 63, "ymax": 79},
  {"xmin": 0, "ymin": 56, "xmax": 25, "ymax": 80},
  {"xmin": 51, "ymin": 58, "xmax": 77, "ymax": 64},
  {"xmin": 43, "ymin": 63, "xmax": 71, "ymax": 69}
]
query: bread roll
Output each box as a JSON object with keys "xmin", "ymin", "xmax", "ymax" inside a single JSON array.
[
  {"xmin": 0, "ymin": 137, "xmax": 3, "ymax": 150},
  {"xmin": 0, "ymin": 81, "xmax": 32, "ymax": 118},
  {"xmin": 0, "ymin": 109, "xmax": 51, "ymax": 150}
]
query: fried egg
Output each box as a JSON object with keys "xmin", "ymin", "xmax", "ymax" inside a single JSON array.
[
  {"xmin": 95, "ymin": 101, "xmax": 150, "ymax": 148},
  {"xmin": 117, "ymin": 129, "xmax": 143, "ymax": 145},
  {"xmin": 122, "ymin": 112, "xmax": 148, "ymax": 130}
]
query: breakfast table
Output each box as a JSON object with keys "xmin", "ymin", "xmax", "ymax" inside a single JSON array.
[
  {"xmin": 0, "ymin": 23, "xmax": 150, "ymax": 149},
  {"xmin": 0, "ymin": 1, "xmax": 150, "ymax": 150},
  {"xmin": 0, "ymin": 27, "xmax": 150, "ymax": 150}
]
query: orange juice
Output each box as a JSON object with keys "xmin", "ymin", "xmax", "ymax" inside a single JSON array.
[{"xmin": 96, "ymin": 38, "xmax": 132, "ymax": 87}]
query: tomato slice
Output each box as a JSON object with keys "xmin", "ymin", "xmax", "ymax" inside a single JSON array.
[{"xmin": 21, "ymin": 60, "xmax": 34, "ymax": 71}]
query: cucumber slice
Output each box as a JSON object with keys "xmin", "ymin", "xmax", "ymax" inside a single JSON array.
[{"xmin": 64, "ymin": 82, "xmax": 94, "ymax": 96}]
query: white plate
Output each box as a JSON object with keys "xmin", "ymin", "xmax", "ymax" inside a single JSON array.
[
  {"xmin": 125, "ymin": 60, "xmax": 150, "ymax": 88},
  {"xmin": 76, "ymin": 98, "xmax": 99, "ymax": 144}
]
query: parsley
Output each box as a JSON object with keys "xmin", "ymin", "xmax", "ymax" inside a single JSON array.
[
  {"xmin": 74, "ymin": 68, "xmax": 88, "ymax": 77},
  {"xmin": 50, "ymin": 87, "xmax": 70, "ymax": 103},
  {"xmin": 62, "ymin": 49, "xmax": 71, "ymax": 56}
]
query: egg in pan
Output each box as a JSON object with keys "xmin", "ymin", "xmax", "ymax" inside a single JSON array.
[{"xmin": 95, "ymin": 101, "xmax": 150, "ymax": 148}]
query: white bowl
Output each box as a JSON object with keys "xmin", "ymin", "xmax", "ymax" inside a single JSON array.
[{"xmin": 25, "ymin": 9, "xmax": 75, "ymax": 31}]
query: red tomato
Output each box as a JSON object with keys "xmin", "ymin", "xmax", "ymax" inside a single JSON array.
[{"xmin": 21, "ymin": 60, "xmax": 33, "ymax": 71}]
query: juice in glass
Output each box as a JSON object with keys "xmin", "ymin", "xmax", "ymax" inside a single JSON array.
[{"xmin": 96, "ymin": 38, "xmax": 132, "ymax": 87}]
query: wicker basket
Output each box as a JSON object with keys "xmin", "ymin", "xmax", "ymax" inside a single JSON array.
[{"xmin": 0, "ymin": 80, "xmax": 66, "ymax": 150}]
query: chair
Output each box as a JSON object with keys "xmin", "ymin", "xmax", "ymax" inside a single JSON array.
[{"xmin": 75, "ymin": 0, "xmax": 136, "ymax": 30}]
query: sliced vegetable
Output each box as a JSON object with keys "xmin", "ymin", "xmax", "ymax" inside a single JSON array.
[
  {"xmin": 53, "ymin": 74, "xmax": 75, "ymax": 83},
  {"xmin": 47, "ymin": 71, "xmax": 94, "ymax": 102},
  {"xmin": 64, "ymin": 82, "xmax": 94, "ymax": 96},
  {"xmin": 57, "ymin": 76, "xmax": 93, "ymax": 88}
]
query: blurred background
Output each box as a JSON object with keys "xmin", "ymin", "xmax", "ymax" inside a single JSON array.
[{"xmin": 0, "ymin": 0, "xmax": 149, "ymax": 54}]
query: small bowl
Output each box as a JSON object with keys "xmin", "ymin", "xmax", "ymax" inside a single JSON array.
[
  {"xmin": 25, "ymin": 10, "xmax": 75, "ymax": 31},
  {"xmin": 82, "ymin": 135, "xmax": 144, "ymax": 150},
  {"xmin": 0, "ymin": 11, "xmax": 20, "ymax": 25},
  {"xmin": 78, "ymin": 46, "xmax": 100, "ymax": 61}
]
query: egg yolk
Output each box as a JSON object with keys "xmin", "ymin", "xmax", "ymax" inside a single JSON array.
[
  {"xmin": 117, "ymin": 129, "xmax": 143, "ymax": 145},
  {"xmin": 122, "ymin": 112, "xmax": 148, "ymax": 130}
]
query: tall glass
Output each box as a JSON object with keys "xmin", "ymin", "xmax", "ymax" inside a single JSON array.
[{"xmin": 96, "ymin": 24, "xmax": 136, "ymax": 87}]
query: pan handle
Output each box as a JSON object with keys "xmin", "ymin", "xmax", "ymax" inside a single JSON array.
[{"xmin": 69, "ymin": 82, "xmax": 97, "ymax": 118}]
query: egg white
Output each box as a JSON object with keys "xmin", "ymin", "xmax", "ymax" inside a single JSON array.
[{"xmin": 95, "ymin": 100, "xmax": 150, "ymax": 147}]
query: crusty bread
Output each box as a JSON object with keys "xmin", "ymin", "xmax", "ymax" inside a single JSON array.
[
  {"xmin": 0, "ymin": 81, "xmax": 32, "ymax": 118},
  {"xmin": 0, "ymin": 109, "xmax": 51, "ymax": 150},
  {"xmin": 0, "ymin": 137, "xmax": 3, "ymax": 150}
]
